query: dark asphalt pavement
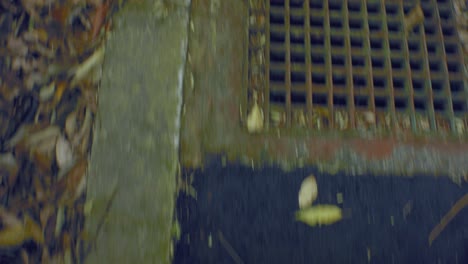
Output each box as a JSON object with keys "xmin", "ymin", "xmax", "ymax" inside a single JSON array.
[{"xmin": 175, "ymin": 158, "xmax": 468, "ymax": 264}]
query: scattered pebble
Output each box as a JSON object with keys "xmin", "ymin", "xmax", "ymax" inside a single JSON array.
[{"xmin": 336, "ymin": 192, "xmax": 343, "ymax": 204}]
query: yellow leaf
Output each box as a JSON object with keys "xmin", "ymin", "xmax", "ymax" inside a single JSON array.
[
  {"xmin": 247, "ymin": 102, "xmax": 264, "ymax": 133},
  {"xmin": 0, "ymin": 215, "xmax": 44, "ymax": 247},
  {"xmin": 298, "ymin": 175, "xmax": 318, "ymax": 209},
  {"xmin": 295, "ymin": 204, "xmax": 343, "ymax": 227},
  {"xmin": 24, "ymin": 215, "xmax": 44, "ymax": 245},
  {"xmin": 0, "ymin": 224, "xmax": 27, "ymax": 247}
]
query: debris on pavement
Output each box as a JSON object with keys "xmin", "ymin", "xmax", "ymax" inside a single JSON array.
[
  {"xmin": 404, "ymin": 4, "xmax": 424, "ymax": 35},
  {"xmin": 402, "ymin": 200, "xmax": 413, "ymax": 220},
  {"xmin": 246, "ymin": 91, "xmax": 264, "ymax": 133},
  {"xmin": 217, "ymin": 231, "xmax": 244, "ymax": 264},
  {"xmin": 295, "ymin": 204, "xmax": 343, "ymax": 227},
  {"xmin": 428, "ymin": 193, "xmax": 468, "ymax": 246},
  {"xmin": 298, "ymin": 174, "xmax": 318, "ymax": 209},
  {"xmin": 296, "ymin": 174, "xmax": 343, "ymax": 227}
]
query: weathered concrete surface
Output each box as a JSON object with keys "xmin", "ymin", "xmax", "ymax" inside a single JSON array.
[{"xmin": 85, "ymin": 0, "xmax": 189, "ymax": 263}]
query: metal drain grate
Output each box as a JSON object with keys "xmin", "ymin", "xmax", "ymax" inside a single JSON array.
[{"xmin": 247, "ymin": 0, "xmax": 468, "ymax": 135}]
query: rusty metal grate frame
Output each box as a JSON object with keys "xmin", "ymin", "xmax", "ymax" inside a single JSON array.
[{"xmin": 246, "ymin": 0, "xmax": 468, "ymax": 136}]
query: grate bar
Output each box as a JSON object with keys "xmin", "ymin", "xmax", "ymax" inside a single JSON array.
[
  {"xmin": 304, "ymin": 0, "xmax": 313, "ymax": 125},
  {"xmin": 397, "ymin": 1, "xmax": 418, "ymax": 132},
  {"xmin": 432, "ymin": 0, "xmax": 455, "ymax": 131},
  {"xmin": 324, "ymin": 0, "xmax": 334, "ymax": 129},
  {"xmin": 285, "ymin": 0, "xmax": 292, "ymax": 126},
  {"xmin": 362, "ymin": 1, "xmax": 376, "ymax": 122},
  {"xmin": 380, "ymin": 1, "xmax": 397, "ymax": 128},
  {"xmin": 265, "ymin": 0, "xmax": 271, "ymax": 129},
  {"xmin": 416, "ymin": 1, "xmax": 437, "ymax": 130},
  {"xmin": 344, "ymin": 0, "xmax": 356, "ymax": 129}
]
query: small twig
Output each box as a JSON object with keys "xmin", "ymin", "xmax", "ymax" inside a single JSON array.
[
  {"xmin": 428, "ymin": 193, "xmax": 468, "ymax": 246},
  {"xmin": 217, "ymin": 231, "xmax": 244, "ymax": 264}
]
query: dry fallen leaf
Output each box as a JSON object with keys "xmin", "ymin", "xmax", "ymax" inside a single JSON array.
[
  {"xmin": 72, "ymin": 107, "xmax": 92, "ymax": 154},
  {"xmin": 90, "ymin": 1, "xmax": 111, "ymax": 40},
  {"xmin": 0, "ymin": 210, "xmax": 44, "ymax": 247},
  {"xmin": 0, "ymin": 223, "xmax": 27, "ymax": 247},
  {"xmin": 21, "ymin": 249, "xmax": 29, "ymax": 264},
  {"xmin": 71, "ymin": 46, "xmax": 105, "ymax": 85},
  {"xmin": 52, "ymin": 81, "xmax": 68, "ymax": 106},
  {"xmin": 247, "ymin": 102, "xmax": 263, "ymax": 133},
  {"xmin": 26, "ymin": 125, "xmax": 60, "ymax": 148},
  {"xmin": 404, "ymin": 5, "xmax": 424, "ymax": 34},
  {"xmin": 56, "ymin": 135, "xmax": 74, "ymax": 170},
  {"xmin": 39, "ymin": 82, "xmax": 56, "ymax": 102},
  {"xmin": 40, "ymin": 205, "xmax": 54, "ymax": 228},
  {"xmin": 298, "ymin": 174, "xmax": 318, "ymax": 209},
  {"xmin": 56, "ymin": 159, "xmax": 88, "ymax": 205},
  {"xmin": 0, "ymin": 153, "xmax": 19, "ymax": 186},
  {"xmin": 41, "ymin": 247, "xmax": 51, "ymax": 263},
  {"xmin": 23, "ymin": 214, "xmax": 45, "ymax": 245},
  {"xmin": 363, "ymin": 111, "xmax": 376, "ymax": 125},
  {"xmin": 65, "ymin": 111, "xmax": 78, "ymax": 138},
  {"xmin": 295, "ymin": 204, "xmax": 343, "ymax": 227},
  {"xmin": 32, "ymin": 149, "xmax": 54, "ymax": 172},
  {"xmin": 0, "ymin": 207, "xmax": 22, "ymax": 227},
  {"xmin": 7, "ymin": 35, "xmax": 28, "ymax": 56}
]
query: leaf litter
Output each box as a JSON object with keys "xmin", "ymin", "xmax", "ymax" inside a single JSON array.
[{"xmin": 0, "ymin": 0, "xmax": 120, "ymax": 262}]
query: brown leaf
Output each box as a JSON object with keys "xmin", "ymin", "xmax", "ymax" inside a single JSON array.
[
  {"xmin": 0, "ymin": 209, "xmax": 43, "ymax": 247},
  {"xmin": 0, "ymin": 153, "xmax": 19, "ymax": 186},
  {"xmin": 53, "ymin": 81, "xmax": 68, "ymax": 106},
  {"xmin": 0, "ymin": 82, "xmax": 20, "ymax": 101},
  {"xmin": 21, "ymin": 249, "xmax": 29, "ymax": 264},
  {"xmin": 62, "ymin": 231, "xmax": 71, "ymax": 250},
  {"xmin": 22, "ymin": 29, "xmax": 48, "ymax": 43},
  {"xmin": 90, "ymin": 1, "xmax": 110, "ymax": 40},
  {"xmin": 41, "ymin": 247, "xmax": 50, "ymax": 263},
  {"xmin": 32, "ymin": 175, "xmax": 45, "ymax": 202},
  {"xmin": 31, "ymin": 151, "xmax": 51, "ymax": 174},
  {"xmin": 39, "ymin": 205, "xmax": 54, "ymax": 228},
  {"xmin": 65, "ymin": 111, "xmax": 78, "ymax": 139},
  {"xmin": 26, "ymin": 125, "xmax": 60, "ymax": 148},
  {"xmin": 72, "ymin": 107, "xmax": 92, "ymax": 155},
  {"xmin": 79, "ymin": 81, "xmax": 98, "ymax": 112},
  {"xmin": 7, "ymin": 36, "xmax": 28, "ymax": 56},
  {"xmin": 23, "ymin": 214, "xmax": 44, "ymax": 245},
  {"xmin": 51, "ymin": 5, "xmax": 72, "ymax": 26},
  {"xmin": 55, "ymin": 159, "xmax": 88, "ymax": 205},
  {"xmin": 0, "ymin": 207, "xmax": 22, "ymax": 227},
  {"xmin": 25, "ymin": 72, "xmax": 46, "ymax": 90},
  {"xmin": 12, "ymin": 57, "xmax": 26, "ymax": 71},
  {"xmin": 49, "ymin": 253, "xmax": 65, "ymax": 264}
]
